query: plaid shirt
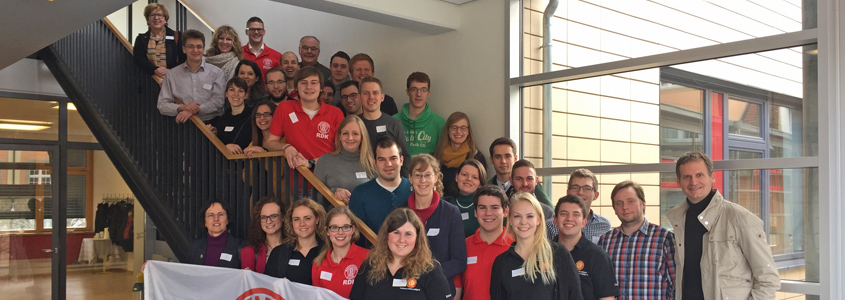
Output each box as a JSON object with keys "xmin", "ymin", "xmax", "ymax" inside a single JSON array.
[{"xmin": 597, "ymin": 219, "xmax": 676, "ymax": 300}]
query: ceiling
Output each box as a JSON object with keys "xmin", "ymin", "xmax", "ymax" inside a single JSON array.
[{"xmin": 0, "ymin": 0, "xmax": 135, "ymax": 70}]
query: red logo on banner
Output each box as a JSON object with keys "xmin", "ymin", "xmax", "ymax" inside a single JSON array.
[{"xmin": 236, "ymin": 288, "xmax": 285, "ymax": 300}]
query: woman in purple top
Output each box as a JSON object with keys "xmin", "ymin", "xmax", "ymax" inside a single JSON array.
[{"xmin": 185, "ymin": 200, "xmax": 244, "ymax": 268}]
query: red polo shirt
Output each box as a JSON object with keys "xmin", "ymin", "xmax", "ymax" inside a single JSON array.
[
  {"xmin": 241, "ymin": 44, "xmax": 281, "ymax": 76},
  {"xmin": 269, "ymin": 100, "xmax": 343, "ymax": 160},
  {"xmin": 311, "ymin": 244, "xmax": 369, "ymax": 298},
  {"xmin": 455, "ymin": 228, "xmax": 513, "ymax": 300}
]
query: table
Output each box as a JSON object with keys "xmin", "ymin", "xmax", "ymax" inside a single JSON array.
[{"xmin": 78, "ymin": 238, "xmax": 121, "ymax": 272}]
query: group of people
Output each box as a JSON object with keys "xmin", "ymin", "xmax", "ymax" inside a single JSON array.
[{"xmin": 137, "ymin": 4, "xmax": 781, "ymax": 300}]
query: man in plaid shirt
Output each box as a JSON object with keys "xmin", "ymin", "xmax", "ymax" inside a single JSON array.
[{"xmin": 598, "ymin": 180, "xmax": 676, "ymax": 300}]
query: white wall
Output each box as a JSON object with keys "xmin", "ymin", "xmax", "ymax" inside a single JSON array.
[{"xmin": 185, "ymin": 0, "xmax": 507, "ymax": 158}]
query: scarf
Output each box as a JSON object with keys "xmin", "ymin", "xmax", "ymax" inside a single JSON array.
[
  {"xmin": 442, "ymin": 142, "xmax": 470, "ymax": 168},
  {"xmin": 205, "ymin": 51, "xmax": 239, "ymax": 80},
  {"xmin": 408, "ymin": 191, "xmax": 440, "ymax": 224}
]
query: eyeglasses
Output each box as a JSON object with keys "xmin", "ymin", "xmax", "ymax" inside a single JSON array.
[
  {"xmin": 412, "ymin": 172, "xmax": 435, "ymax": 180},
  {"xmin": 408, "ymin": 87, "xmax": 429, "ymax": 93},
  {"xmin": 255, "ymin": 112, "xmax": 273, "ymax": 118},
  {"xmin": 449, "ymin": 125, "xmax": 469, "ymax": 132},
  {"xmin": 300, "ymin": 45, "xmax": 319, "ymax": 52},
  {"xmin": 149, "ymin": 13, "xmax": 165, "ymax": 19},
  {"xmin": 266, "ymin": 80, "xmax": 285, "ymax": 86},
  {"xmin": 568, "ymin": 185, "xmax": 595, "ymax": 192},
  {"xmin": 341, "ymin": 93, "xmax": 359, "ymax": 101},
  {"xmin": 260, "ymin": 214, "xmax": 281, "ymax": 222},
  {"xmin": 247, "ymin": 28, "xmax": 265, "ymax": 33},
  {"xmin": 206, "ymin": 212, "xmax": 226, "ymax": 219},
  {"xmin": 328, "ymin": 224, "xmax": 354, "ymax": 232}
]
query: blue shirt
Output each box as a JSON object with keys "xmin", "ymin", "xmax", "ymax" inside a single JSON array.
[{"xmin": 348, "ymin": 178, "xmax": 412, "ymax": 231}]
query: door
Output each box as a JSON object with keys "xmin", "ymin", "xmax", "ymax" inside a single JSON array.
[{"xmin": 0, "ymin": 145, "xmax": 61, "ymax": 298}]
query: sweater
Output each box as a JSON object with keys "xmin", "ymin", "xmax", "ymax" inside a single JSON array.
[
  {"xmin": 315, "ymin": 149, "xmax": 373, "ymax": 193},
  {"xmin": 133, "ymin": 27, "xmax": 185, "ymax": 76},
  {"xmin": 394, "ymin": 103, "xmax": 445, "ymax": 156},
  {"xmin": 209, "ymin": 107, "xmax": 253, "ymax": 150},
  {"xmin": 185, "ymin": 231, "xmax": 244, "ymax": 269},
  {"xmin": 348, "ymin": 178, "xmax": 413, "ymax": 232},
  {"xmin": 444, "ymin": 193, "xmax": 479, "ymax": 237},
  {"xmin": 360, "ymin": 113, "xmax": 412, "ymax": 177}
]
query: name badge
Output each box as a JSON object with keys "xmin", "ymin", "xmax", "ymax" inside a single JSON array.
[
  {"xmin": 461, "ymin": 212, "xmax": 469, "ymax": 220},
  {"xmin": 376, "ymin": 125, "xmax": 387, "ymax": 133},
  {"xmin": 224, "ymin": 126, "xmax": 234, "ymax": 132},
  {"xmin": 288, "ymin": 259, "xmax": 300, "ymax": 266},
  {"xmin": 320, "ymin": 271, "xmax": 333, "ymax": 281},
  {"xmin": 467, "ymin": 256, "xmax": 478, "ymax": 264},
  {"xmin": 165, "ymin": 36, "xmax": 174, "ymax": 40},
  {"xmin": 426, "ymin": 228, "xmax": 440, "ymax": 236},
  {"xmin": 512, "ymin": 267, "xmax": 525, "ymax": 277},
  {"xmin": 202, "ymin": 83, "xmax": 212, "ymax": 90},
  {"xmin": 356, "ymin": 172, "xmax": 367, "ymax": 179},
  {"xmin": 392, "ymin": 279, "xmax": 407, "ymax": 287},
  {"xmin": 220, "ymin": 253, "xmax": 232, "ymax": 261},
  {"xmin": 289, "ymin": 112, "xmax": 299, "ymax": 123}
]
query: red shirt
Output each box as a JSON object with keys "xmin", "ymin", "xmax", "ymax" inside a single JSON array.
[
  {"xmin": 455, "ymin": 228, "xmax": 513, "ymax": 300},
  {"xmin": 241, "ymin": 44, "xmax": 281, "ymax": 77},
  {"xmin": 240, "ymin": 244, "xmax": 268, "ymax": 273},
  {"xmin": 269, "ymin": 100, "xmax": 343, "ymax": 160},
  {"xmin": 311, "ymin": 244, "xmax": 369, "ymax": 298}
]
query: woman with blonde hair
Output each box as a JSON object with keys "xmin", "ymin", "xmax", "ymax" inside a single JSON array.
[
  {"xmin": 433, "ymin": 112, "xmax": 487, "ymax": 197},
  {"xmin": 349, "ymin": 208, "xmax": 450, "ymax": 299},
  {"xmin": 133, "ymin": 3, "xmax": 185, "ymax": 77},
  {"xmin": 205, "ymin": 25, "xmax": 243, "ymax": 80},
  {"xmin": 398, "ymin": 154, "xmax": 466, "ymax": 298},
  {"xmin": 240, "ymin": 196, "xmax": 284, "ymax": 273},
  {"xmin": 265, "ymin": 198, "xmax": 325, "ymax": 284},
  {"xmin": 312, "ymin": 206, "xmax": 369, "ymax": 298},
  {"xmin": 314, "ymin": 115, "xmax": 377, "ymax": 205},
  {"xmin": 490, "ymin": 192, "xmax": 582, "ymax": 300}
]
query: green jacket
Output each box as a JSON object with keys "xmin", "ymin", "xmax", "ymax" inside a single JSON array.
[{"xmin": 394, "ymin": 103, "xmax": 445, "ymax": 156}]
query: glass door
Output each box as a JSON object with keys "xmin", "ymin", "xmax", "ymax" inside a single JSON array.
[{"xmin": 0, "ymin": 145, "xmax": 59, "ymax": 298}]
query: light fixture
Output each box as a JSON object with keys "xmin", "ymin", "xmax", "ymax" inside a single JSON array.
[
  {"xmin": 51, "ymin": 103, "xmax": 77, "ymax": 110},
  {"xmin": 0, "ymin": 119, "xmax": 52, "ymax": 131}
]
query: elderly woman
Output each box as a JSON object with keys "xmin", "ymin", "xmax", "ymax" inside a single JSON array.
[
  {"xmin": 398, "ymin": 154, "xmax": 467, "ymax": 298},
  {"xmin": 312, "ymin": 206, "xmax": 369, "ymax": 298},
  {"xmin": 434, "ymin": 112, "xmax": 487, "ymax": 198},
  {"xmin": 184, "ymin": 200, "xmax": 243, "ymax": 268},
  {"xmin": 314, "ymin": 115, "xmax": 377, "ymax": 205},
  {"xmin": 265, "ymin": 198, "xmax": 326, "ymax": 284},
  {"xmin": 235, "ymin": 59, "xmax": 266, "ymax": 103},
  {"xmin": 349, "ymin": 208, "xmax": 451, "ymax": 300},
  {"xmin": 205, "ymin": 25, "xmax": 243, "ymax": 80},
  {"xmin": 207, "ymin": 78, "xmax": 252, "ymax": 155},
  {"xmin": 443, "ymin": 158, "xmax": 488, "ymax": 237},
  {"xmin": 490, "ymin": 193, "xmax": 583, "ymax": 300},
  {"xmin": 240, "ymin": 196, "xmax": 285, "ymax": 273},
  {"xmin": 242, "ymin": 100, "xmax": 276, "ymax": 158},
  {"xmin": 133, "ymin": 3, "xmax": 185, "ymax": 77}
]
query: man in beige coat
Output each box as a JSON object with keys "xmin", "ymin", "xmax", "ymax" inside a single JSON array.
[{"xmin": 667, "ymin": 151, "xmax": 780, "ymax": 300}]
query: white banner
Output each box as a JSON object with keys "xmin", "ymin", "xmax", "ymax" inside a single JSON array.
[{"xmin": 144, "ymin": 261, "xmax": 348, "ymax": 300}]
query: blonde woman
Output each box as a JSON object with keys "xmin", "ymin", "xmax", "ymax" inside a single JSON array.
[
  {"xmin": 265, "ymin": 198, "xmax": 325, "ymax": 284},
  {"xmin": 399, "ymin": 154, "xmax": 467, "ymax": 298},
  {"xmin": 349, "ymin": 208, "xmax": 450, "ymax": 300},
  {"xmin": 133, "ymin": 3, "xmax": 185, "ymax": 77},
  {"xmin": 314, "ymin": 115, "xmax": 377, "ymax": 205},
  {"xmin": 312, "ymin": 206, "xmax": 369, "ymax": 298},
  {"xmin": 490, "ymin": 192, "xmax": 583, "ymax": 300},
  {"xmin": 205, "ymin": 25, "xmax": 243, "ymax": 80}
]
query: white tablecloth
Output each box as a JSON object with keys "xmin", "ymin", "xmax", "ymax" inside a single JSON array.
[{"xmin": 77, "ymin": 238, "xmax": 121, "ymax": 263}]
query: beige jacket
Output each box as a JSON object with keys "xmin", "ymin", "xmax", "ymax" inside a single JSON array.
[{"xmin": 667, "ymin": 191, "xmax": 780, "ymax": 300}]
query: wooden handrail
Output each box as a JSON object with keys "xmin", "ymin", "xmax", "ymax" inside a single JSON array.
[{"xmin": 103, "ymin": 14, "xmax": 378, "ymax": 245}]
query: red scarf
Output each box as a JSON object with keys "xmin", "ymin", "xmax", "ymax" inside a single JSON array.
[{"xmin": 408, "ymin": 191, "xmax": 440, "ymax": 224}]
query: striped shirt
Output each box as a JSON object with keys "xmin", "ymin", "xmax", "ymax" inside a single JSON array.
[{"xmin": 597, "ymin": 219, "xmax": 676, "ymax": 300}]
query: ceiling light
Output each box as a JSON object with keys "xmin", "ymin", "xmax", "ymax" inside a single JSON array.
[
  {"xmin": 0, "ymin": 119, "xmax": 52, "ymax": 131},
  {"xmin": 51, "ymin": 103, "xmax": 77, "ymax": 110}
]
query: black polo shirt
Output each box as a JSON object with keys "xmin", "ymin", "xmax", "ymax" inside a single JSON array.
[
  {"xmin": 265, "ymin": 240, "xmax": 324, "ymax": 285},
  {"xmin": 490, "ymin": 242, "xmax": 584, "ymax": 300},
  {"xmin": 349, "ymin": 260, "xmax": 451, "ymax": 300},
  {"xmin": 555, "ymin": 235, "xmax": 620, "ymax": 300}
]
